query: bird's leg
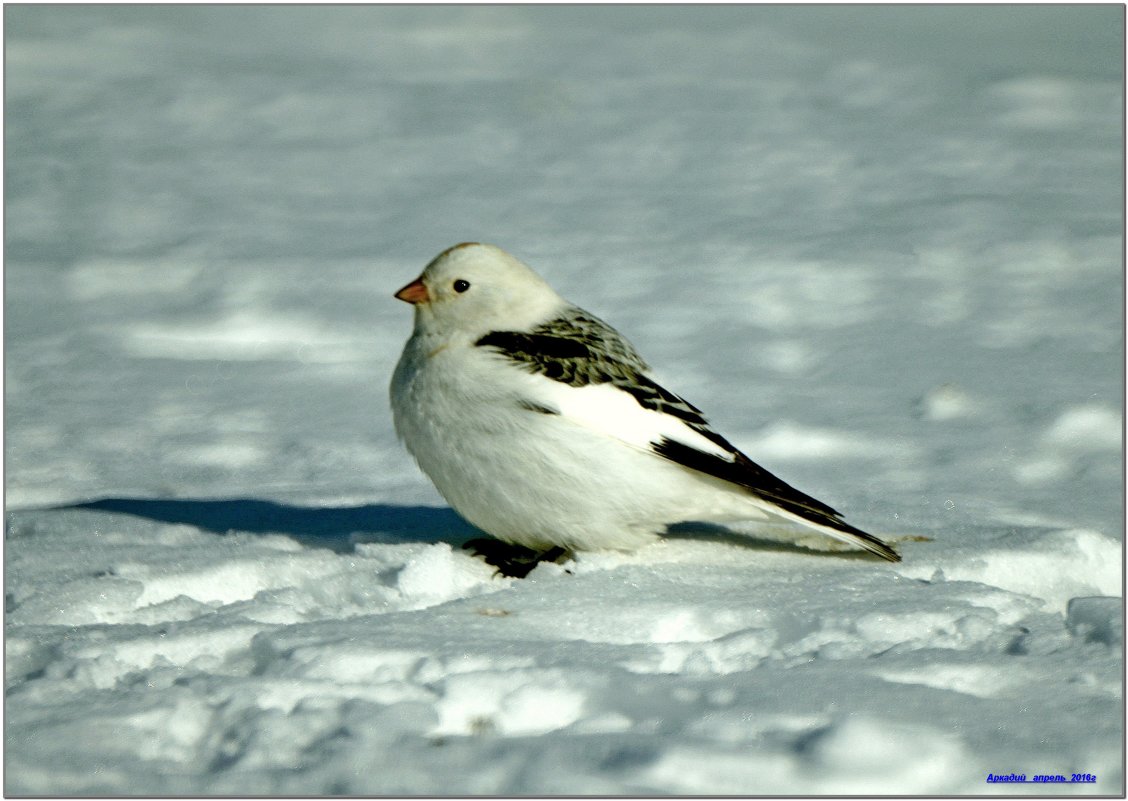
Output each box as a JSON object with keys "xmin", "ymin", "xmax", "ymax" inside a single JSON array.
[{"xmin": 462, "ymin": 538, "xmax": 570, "ymax": 578}]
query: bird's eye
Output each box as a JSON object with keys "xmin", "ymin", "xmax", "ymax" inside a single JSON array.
[{"xmin": 453, "ymin": 279, "xmax": 471, "ymax": 293}]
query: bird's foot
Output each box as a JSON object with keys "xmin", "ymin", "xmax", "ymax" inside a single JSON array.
[{"xmin": 462, "ymin": 538, "xmax": 570, "ymax": 578}]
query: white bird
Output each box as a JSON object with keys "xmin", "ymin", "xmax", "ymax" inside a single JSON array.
[{"xmin": 390, "ymin": 243, "xmax": 900, "ymax": 575}]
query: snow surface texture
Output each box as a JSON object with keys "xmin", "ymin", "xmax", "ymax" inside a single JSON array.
[{"xmin": 5, "ymin": 5, "xmax": 1124, "ymax": 795}]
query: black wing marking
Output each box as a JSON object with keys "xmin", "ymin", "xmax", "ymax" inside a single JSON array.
[
  {"xmin": 651, "ymin": 437, "xmax": 901, "ymax": 562},
  {"xmin": 623, "ymin": 374, "xmax": 737, "ymax": 453},
  {"xmin": 625, "ymin": 373, "xmax": 703, "ymax": 423},
  {"xmin": 474, "ymin": 330, "xmax": 597, "ymax": 384},
  {"xmin": 516, "ymin": 398, "xmax": 560, "ymax": 416},
  {"xmin": 476, "ymin": 307, "xmax": 719, "ymax": 437},
  {"xmin": 476, "ymin": 307, "xmax": 649, "ymax": 387}
]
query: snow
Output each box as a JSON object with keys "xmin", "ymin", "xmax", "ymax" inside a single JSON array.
[{"xmin": 4, "ymin": 4, "xmax": 1123, "ymax": 796}]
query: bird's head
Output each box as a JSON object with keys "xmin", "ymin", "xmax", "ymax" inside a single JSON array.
[{"xmin": 395, "ymin": 243, "xmax": 566, "ymax": 340}]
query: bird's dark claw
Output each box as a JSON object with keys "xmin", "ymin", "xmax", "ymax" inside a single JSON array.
[{"xmin": 462, "ymin": 538, "xmax": 570, "ymax": 578}]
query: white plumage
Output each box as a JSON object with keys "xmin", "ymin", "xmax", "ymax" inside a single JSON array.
[{"xmin": 390, "ymin": 243, "xmax": 899, "ymax": 569}]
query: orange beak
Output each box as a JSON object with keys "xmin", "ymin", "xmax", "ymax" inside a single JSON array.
[{"xmin": 394, "ymin": 277, "xmax": 430, "ymax": 305}]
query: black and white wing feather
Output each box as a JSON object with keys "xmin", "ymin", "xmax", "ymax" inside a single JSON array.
[{"xmin": 476, "ymin": 307, "xmax": 900, "ymax": 563}]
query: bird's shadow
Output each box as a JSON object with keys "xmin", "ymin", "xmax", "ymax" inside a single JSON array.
[
  {"xmin": 55, "ymin": 497, "xmax": 481, "ymax": 553},
  {"xmin": 664, "ymin": 521, "xmax": 885, "ymax": 560},
  {"xmin": 47, "ymin": 499, "xmax": 868, "ymax": 562}
]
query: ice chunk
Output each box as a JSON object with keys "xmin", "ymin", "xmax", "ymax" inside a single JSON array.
[{"xmin": 1065, "ymin": 596, "xmax": 1123, "ymax": 646}]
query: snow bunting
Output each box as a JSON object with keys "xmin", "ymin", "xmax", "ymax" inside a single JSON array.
[{"xmin": 391, "ymin": 243, "xmax": 900, "ymax": 575}]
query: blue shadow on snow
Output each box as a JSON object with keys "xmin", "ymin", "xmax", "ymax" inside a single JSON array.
[
  {"xmin": 60, "ymin": 498, "xmax": 480, "ymax": 553},
  {"xmin": 50, "ymin": 500, "xmax": 862, "ymax": 559}
]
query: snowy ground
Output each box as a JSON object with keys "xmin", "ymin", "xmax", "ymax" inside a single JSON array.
[{"xmin": 4, "ymin": 5, "xmax": 1124, "ymax": 796}]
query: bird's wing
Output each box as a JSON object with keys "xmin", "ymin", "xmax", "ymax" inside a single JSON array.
[
  {"xmin": 476, "ymin": 307, "xmax": 900, "ymax": 563},
  {"xmin": 474, "ymin": 306, "xmax": 653, "ymax": 386}
]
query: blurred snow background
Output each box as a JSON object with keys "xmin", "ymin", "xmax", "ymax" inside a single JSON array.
[{"xmin": 4, "ymin": 4, "xmax": 1123, "ymax": 795}]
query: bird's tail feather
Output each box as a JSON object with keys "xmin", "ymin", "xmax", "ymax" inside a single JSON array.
[{"xmin": 762, "ymin": 503, "xmax": 902, "ymax": 562}]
